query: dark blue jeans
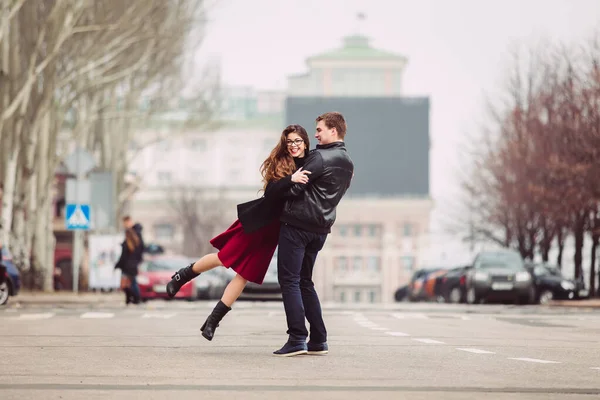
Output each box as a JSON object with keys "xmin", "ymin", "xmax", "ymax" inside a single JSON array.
[{"xmin": 277, "ymin": 223, "xmax": 328, "ymax": 344}]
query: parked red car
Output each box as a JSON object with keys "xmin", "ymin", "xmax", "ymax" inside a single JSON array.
[{"xmin": 136, "ymin": 255, "xmax": 196, "ymax": 301}]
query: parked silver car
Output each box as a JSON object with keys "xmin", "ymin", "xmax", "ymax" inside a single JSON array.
[
  {"xmin": 240, "ymin": 250, "xmax": 281, "ymax": 300},
  {"xmin": 465, "ymin": 249, "xmax": 535, "ymax": 304}
]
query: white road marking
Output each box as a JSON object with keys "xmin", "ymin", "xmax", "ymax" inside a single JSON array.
[
  {"xmin": 385, "ymin": 331, "xmax": 410, "ymax": 337},
  {"xmin": 358, "ymin": 322, "xmax": 378, "ymax": 328},
  {"xmin": 412, "ymin": 338, "xmax": 445, "ymax": 344},
  {"xmin": 391, "ymin": 312, "xmax": 429, "ymax": 320},
  {"xmin": 16, "ymin": 313, "xmax": 55, "ymax": 320},
  {"xmin": 141, "ymin": 313, "xmax": 175, "ymax": 319},
  {"xmin": 456, "ymin": 348, "xmax": 495, "ymax": 354},
  {"xmin": 590, "ymin": 367, "xmax": 600, "ymax": 370},
  {"xmin": 80, "ymin": 312, "xmax": 115, "ymax": 319},
  {"xmin": 460, "ymin": 315, "xmax": 471, "ymax": 320},
  {"xmin": 370, "ymin": 327, "xmax": 388, "ymax": 331},
  {"xmin": 508, "ymin": 358, "xmax": 560, "ymax": 364}
]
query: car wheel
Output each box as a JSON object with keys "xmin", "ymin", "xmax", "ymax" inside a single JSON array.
[
  {"xmin": 449, "ymin": 287, "xmax": 462, "ymax": 304},
  {"xmin": 466, "ymin": 287, "xmax": 480, "ymax": 304},
  {"xmin": 538, "ymin": 290, "xmax": 554, "ymax": 305},
  {"xmin": 0, "ymin": 281, "xmax": 9, "ymax": 306}
]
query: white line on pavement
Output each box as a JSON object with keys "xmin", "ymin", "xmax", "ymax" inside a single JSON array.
[
  {"xmin": 141, "ymin": 313, "xmax": 176, "ymax": 319},
  {"xmin": 508, "ymin": 358, "xmax": 561, "ymax": 364},
  {"xmin": 391, "ymin": 312, "xmax": 429, "ymax": 320},
  {"xmin": 460, "ymin": 315, "xmax": 471, "ymax": 320},
  {"xmin": 590, "ymin": 367, "xmax": 600, "ymax": 370},
  {"xmin": 456, "ymin": 348, "xmax": 495, "ymax": 354},
  {"xmin": 385, "ymin": 331, "xmax": 410, "ymax": 337},
  {"xmin": 16, "ymin": 313, "xmax": 55, "ymax": 320},
  {"xmin": 370, "ymin": 327, "xmax": 388, "ymax": 331},
  {"xmin": 80, "ymin": 312, "xmax": 115, "ymax": 319},
  {"xmin": 412, "ymin": 338, "xmax": 445, "ymax": 344}
]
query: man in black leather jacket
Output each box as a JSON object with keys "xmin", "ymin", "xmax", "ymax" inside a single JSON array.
[{"xmin": 274, "ymin": 112, "xmax": 354, "ymax": 357}]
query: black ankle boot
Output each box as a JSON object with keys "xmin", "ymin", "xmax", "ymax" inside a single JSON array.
[
  {"xmin": 200, "ymin": 300, "xmax": 231, "ymax": 341},
  {"xmin": 166, "ymin": 263, "xmax": 200, "ymax": 298}
]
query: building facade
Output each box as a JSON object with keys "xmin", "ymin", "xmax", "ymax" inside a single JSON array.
[
  {"xmin": 126, "ymin": 32, "xmax": 432, "ymax": 303},
  {"xmin": 286, "ymin": 33, "xmax": 433, "ymax": 304}
]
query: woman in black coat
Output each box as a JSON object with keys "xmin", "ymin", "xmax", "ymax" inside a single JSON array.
[
  {"xmin": 115, "ymin": 227, "xmax": 144, "ymax": 304},
  {"xmin": 166, "ymin": 124, "xmax": 311, "ymax": 340}
]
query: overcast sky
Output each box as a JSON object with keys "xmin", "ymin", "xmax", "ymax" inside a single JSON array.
[{"xmin": 199, "ymin": 0, "xmax": 600, "ymax": 265}]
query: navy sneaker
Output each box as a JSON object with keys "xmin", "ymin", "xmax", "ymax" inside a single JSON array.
[
  {"xmin": 273, "ymin": 341, "xmax": 308, "ymax": 357},
  {"xmin": 307, "ymin": 342, "xmax": 328, "ymax": 355}
]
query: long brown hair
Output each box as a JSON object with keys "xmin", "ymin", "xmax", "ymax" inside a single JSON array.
[
  {"xmin": 125, "ymin": 228, "xmax": 140, "ymax": 252},
  {"xmin": 260, "ymin": 125, "xmax": 310, "ymax": 190}
]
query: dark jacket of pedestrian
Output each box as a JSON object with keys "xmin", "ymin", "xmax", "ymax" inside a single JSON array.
[{"xmin": 115, "ymin": 228, "xmax": 144, "ymax": 277}]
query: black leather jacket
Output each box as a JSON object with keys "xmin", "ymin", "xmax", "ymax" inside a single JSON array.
[{"xmin": 281, "ymin": 142, "xmax": 354, "ymax": 234}]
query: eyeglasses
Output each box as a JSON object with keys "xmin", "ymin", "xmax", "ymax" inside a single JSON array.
[{"xmin": 286, "ymin": 139, "xmax": 304, "ymax": 147}]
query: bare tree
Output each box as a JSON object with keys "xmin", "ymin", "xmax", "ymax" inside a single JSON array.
[
  {"xmin": 0, "ymin": 0, "xmax": 219, "ymax": 290},
  {"xmin": 168, "ymin": 186, "xmax": 232, "ymax": 257}
]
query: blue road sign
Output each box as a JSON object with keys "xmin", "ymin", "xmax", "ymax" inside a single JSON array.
[{"xmin": 65, "ymin": 204, "xmax": 91, "ymax": 230}]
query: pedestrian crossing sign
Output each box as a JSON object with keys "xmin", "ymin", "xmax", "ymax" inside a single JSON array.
[{"xmin": 65, "ymin": 204, "xmax": 91, "ymax": 230}]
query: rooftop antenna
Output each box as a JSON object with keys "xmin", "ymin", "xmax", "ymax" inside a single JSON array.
[{"xmin": 354, "ymin": 12, "xmax": 366, "ymax": 36}]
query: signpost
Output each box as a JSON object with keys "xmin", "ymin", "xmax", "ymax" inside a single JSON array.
[
  {"xmin": 64, "ymin": 147, "xmax": 96, "ymax": 293},
  {"xmin": 65, "ymin": 204, "xmax": 91, "ymax": 230}
]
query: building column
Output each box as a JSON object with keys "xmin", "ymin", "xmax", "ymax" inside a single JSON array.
[{"xmin": 381, "ymin": 222, "xmax": 399, "ymax": 303}]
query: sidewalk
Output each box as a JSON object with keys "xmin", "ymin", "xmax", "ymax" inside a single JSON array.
[
  {"xmin": 548, "ymin": 298, "xmax": 600, "ymax": 309},
  {"xmin": 12, "ymin": 290, "xmax": 123, "ymax": 305}
]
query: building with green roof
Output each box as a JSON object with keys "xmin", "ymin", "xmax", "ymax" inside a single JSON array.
[{"xmin": 288, "ymin": 33, "xmax": 408, "ymax": 97}]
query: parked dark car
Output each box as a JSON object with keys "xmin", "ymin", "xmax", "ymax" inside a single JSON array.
[
  {"xmin": 435, "ymin": 266, "xmax": 469, "ymax": 303},
  {"xmin": 1, "ymin": 247, "xmax": 22, "ymax": 306},
  {"xmin": 464, "ymin": 249, "xmax": 535, "ymax": 304},
  {"xmin": 407, "ymin": 268, "xmax": 445, "ymax": 302},
  {"xmin": 394, "ymin": 285, "xmax": 409, "ymax": 302},
  {"xmin": 526, "ymin": 263, "xmax": 577, "ymax": 304}
]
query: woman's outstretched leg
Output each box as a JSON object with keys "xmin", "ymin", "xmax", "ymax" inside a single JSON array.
[
  {"xmin": 166, "ymin": 253, "xmax": 222, "ymax": 298},
  {"xmin": 201, "ymin": 273, "xmax": 248, "ymax": 341}
]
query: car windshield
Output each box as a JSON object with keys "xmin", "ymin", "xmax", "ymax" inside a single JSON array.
[
  {"xmin": 477, "ymin": 252, "xmax": 524, "ymax": 270},
  {"xmin": 534, "ymin": 265, "xmax": 563, "ymax": 278},
  {"xmin": 145, "ymin": 258, "xmax": 192, "ymax": 272}
]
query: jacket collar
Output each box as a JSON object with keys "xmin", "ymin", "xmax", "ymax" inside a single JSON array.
[{"xmin": 316, "ymin": 141, "xmax": 346, "ymax": 150}]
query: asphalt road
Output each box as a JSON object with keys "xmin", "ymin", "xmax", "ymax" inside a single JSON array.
[{"xmin": 1, "ymin": 301, "xmax": 600, "ymax": 400}]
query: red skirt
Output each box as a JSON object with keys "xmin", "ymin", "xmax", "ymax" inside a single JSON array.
[{"xmin": 209, "ymin": 219, "xmax": 280, "ymax": 285}]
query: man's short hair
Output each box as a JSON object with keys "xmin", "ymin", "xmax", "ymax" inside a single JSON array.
[
  {"xmin": 122, "ymin": 215, "xmax": 132, "ymax": 222},
  {"xmin": 316, "ymin": 112, "xmax": 347, "ymax": 139}
]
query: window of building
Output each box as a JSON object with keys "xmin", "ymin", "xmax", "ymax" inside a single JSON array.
[
  {"xmin": 339, "ymin": 225, "xmax": 348, "ymax": 236},
  {"xmin": 190, "ymin": 138, "xmax": 206, "ymax": 151},
  {"xmin": 157, "ymin": 140, "xmax": 171, "ymax": 151},
  {"xmin": 367, "ymin": 224, "xmax": 380, "ymax": 237},
  {"xmin": 157, "ymin": 171, "xmax": 172, "ymax": 184},
  {"xmin": 340, "ymin": 291, "xmax": 346, "ymax": 303},
  {"xmin": 401, "ymin": 256, "xmax": 415, "ymax": 271},
  {"xmin": 154, "ymin": 223, "xmax": 174, "ymax": 241},
  {"xmin": 367, "ymin": 256, "xmax": 380, "ymax": 272},
  {"xmin": 353, "ymin": 256, "xmax": 362, "ymax": 271},
  {"xmin": 354, "ymin": 291, "xmax": 361, "ymax": 302},
  {"xmin": 403, "ymin": 223, "xmax": 412, "ymax": 237},
  {"xmin": 369, "ymin": 290, "xmax": 376, "ymax": 303},
  {"xmin": 337, "ymin": 257, "xmax": 348, "ymax": 272},
  {"xmin": 353, "ymin": 224, "xmax": 362, "ymax": 236}
]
